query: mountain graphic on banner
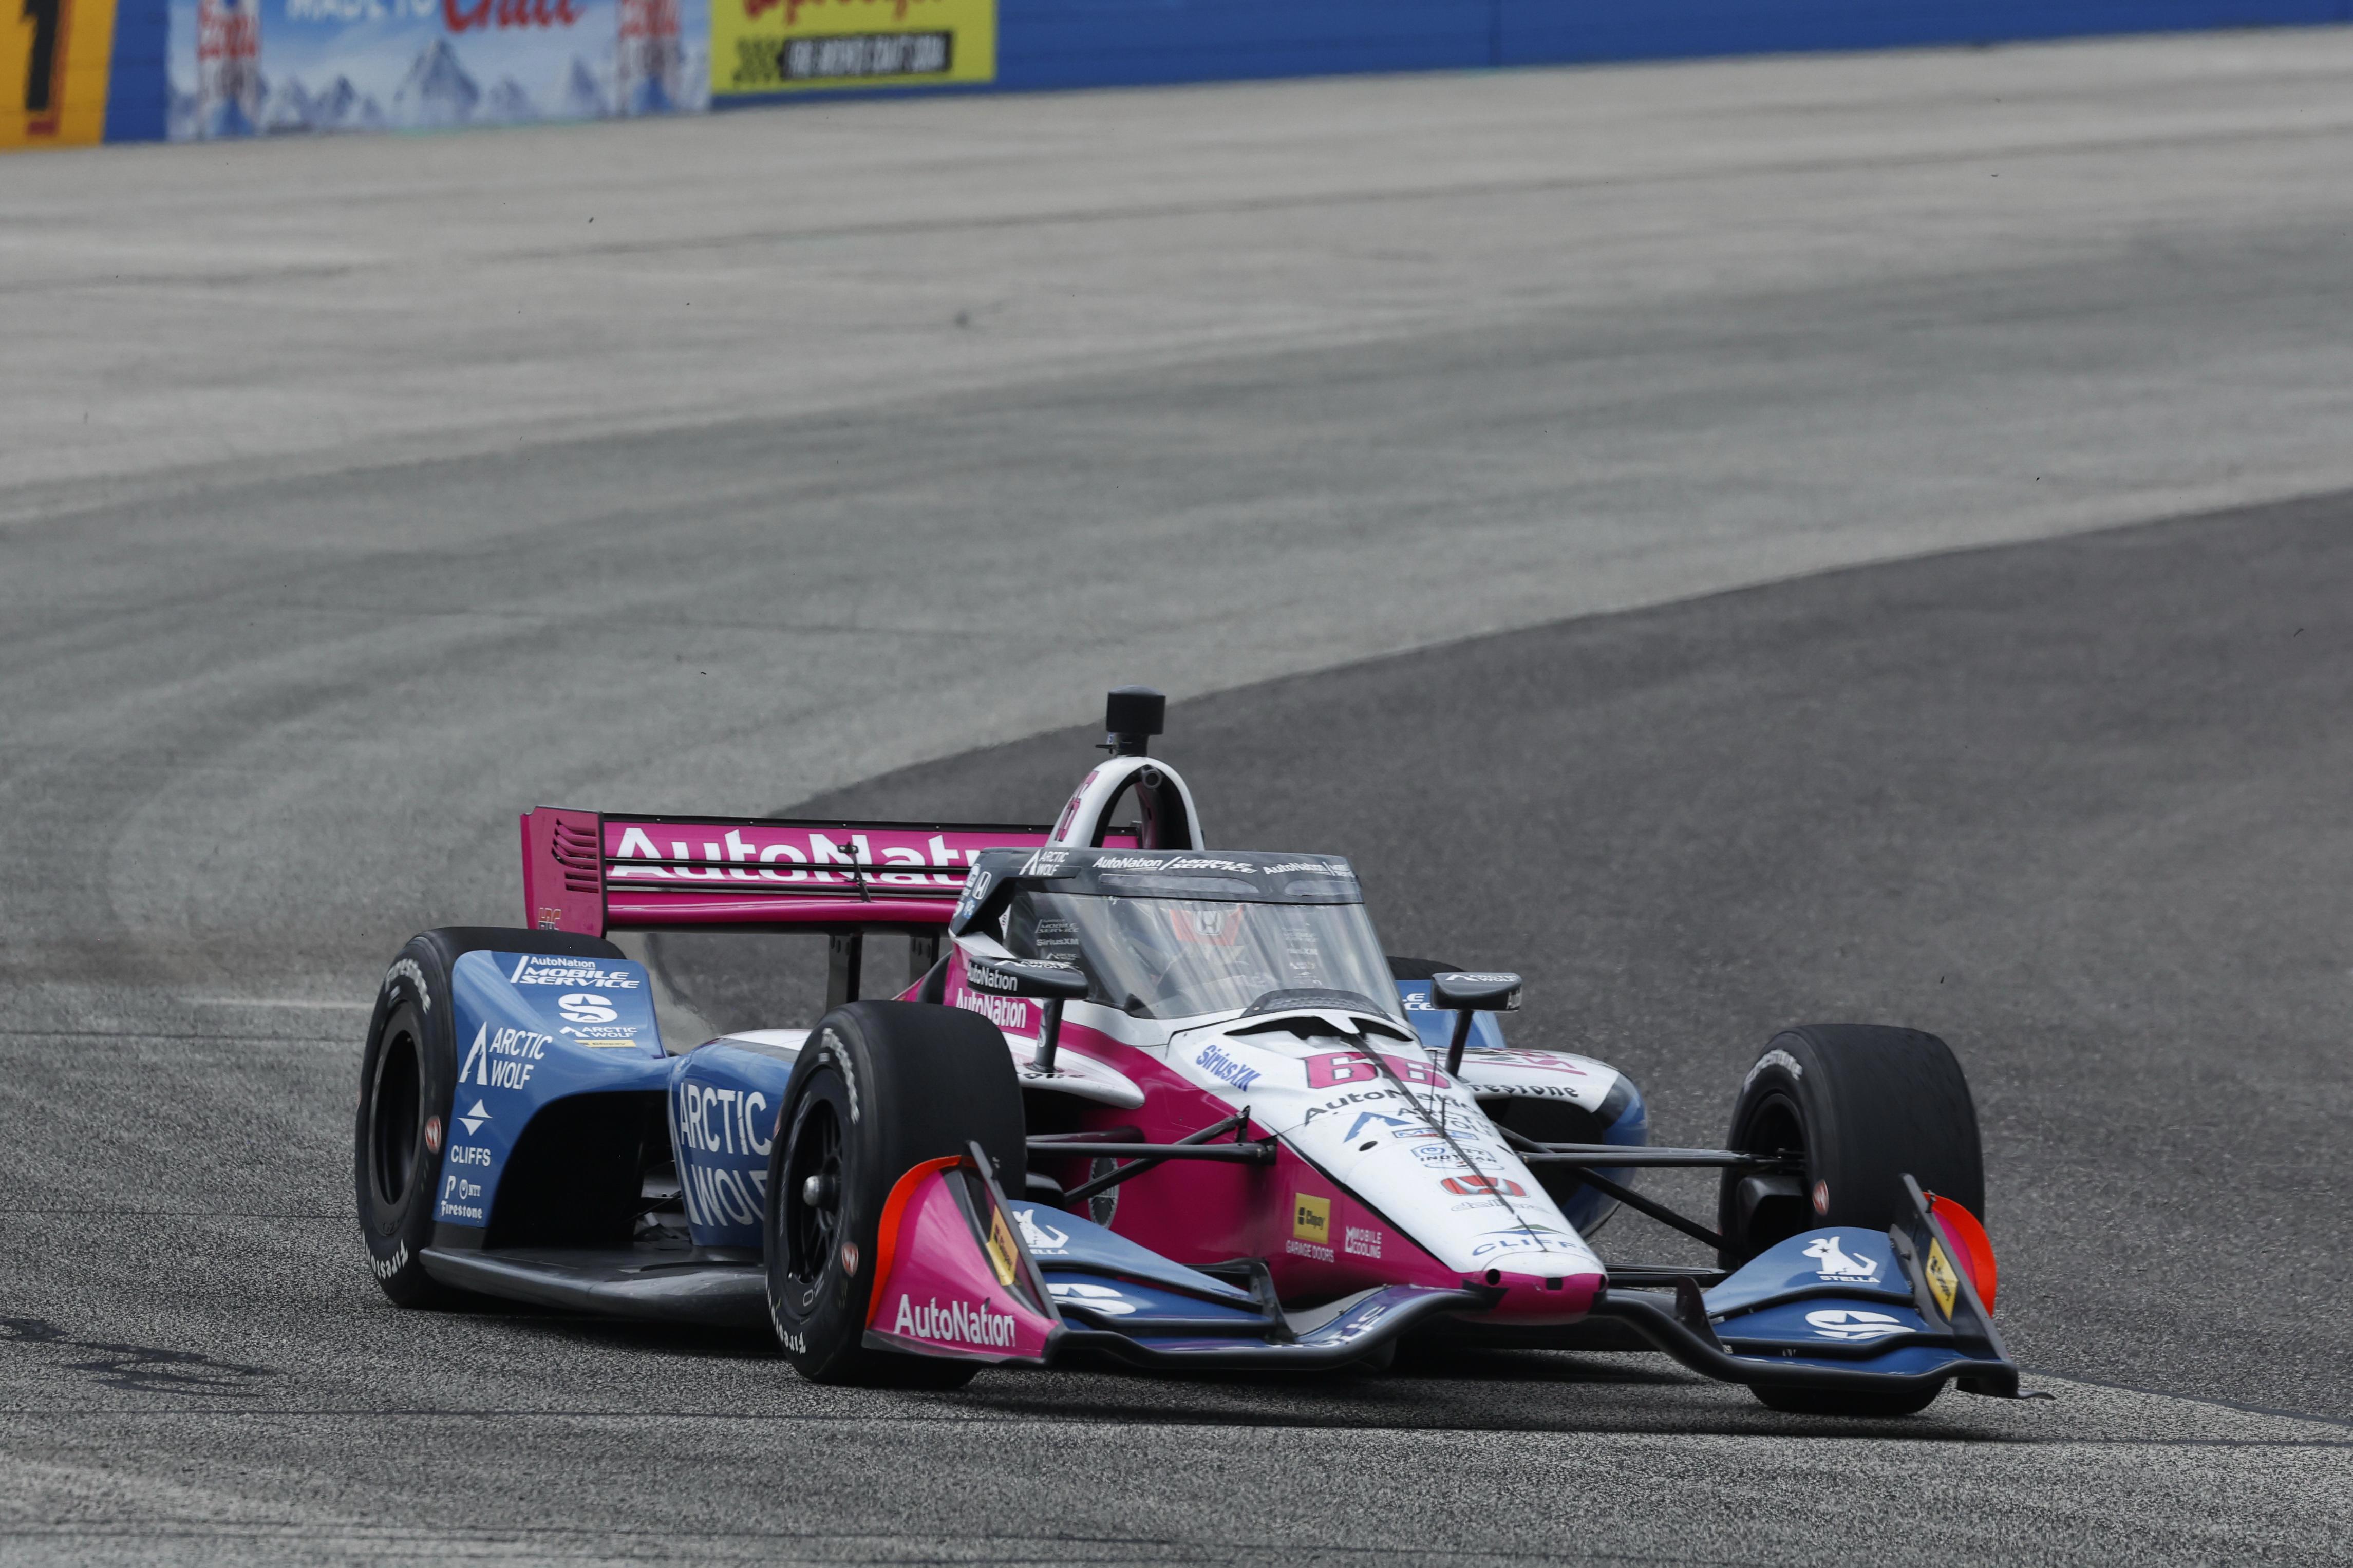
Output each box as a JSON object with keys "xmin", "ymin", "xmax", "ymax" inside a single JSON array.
[
  {"xmin": 311, "ymin": 77, "xmax": 387, "ymax": 132},
  {"xmin": 261, "ymin": 74, "xmax": 312, "ymax": 133},
  {"xmin": 393, "ymin": 40, "xmax": 483, "ymax": 128},
  {"xmin": 485, "ymin": 78, "xmax": 539, "ymax": 122},
  {"xmin": 554, "ymin": 56, "xmax": 608, "ymax": 118}
]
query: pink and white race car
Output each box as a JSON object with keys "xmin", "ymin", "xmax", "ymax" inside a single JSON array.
[{"xmin": 356, "ymin": 689, "xmax": 2026, "ymax": 1417}]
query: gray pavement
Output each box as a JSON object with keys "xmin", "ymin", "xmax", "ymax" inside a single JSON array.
[{"xmin": 6, "ymin": 27, "xmax": 2353, "ymax": 1563}]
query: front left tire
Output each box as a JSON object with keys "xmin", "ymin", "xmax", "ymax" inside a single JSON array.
[{"xmin": 764, "ymin": 1000, "xmax": 1025, "ymax": 1387}]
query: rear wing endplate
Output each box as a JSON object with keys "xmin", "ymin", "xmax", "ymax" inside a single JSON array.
[{"xmin": 520, "ymin": 808, "xmax": 1061, "ymax": 937}]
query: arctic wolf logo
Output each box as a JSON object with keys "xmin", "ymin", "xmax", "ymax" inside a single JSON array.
[{"xmin": 1801, "ymin": 1235, "xmax": 1879, "ymax": 1280}]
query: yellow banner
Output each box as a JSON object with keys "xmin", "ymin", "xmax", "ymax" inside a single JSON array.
[
  {"xmin": 2, "ymin": 0, "xmax": 116, "ymax": 148},
  {"xmin": 711, "ymin": 0, "xmax": 992, "ymax": 98}
]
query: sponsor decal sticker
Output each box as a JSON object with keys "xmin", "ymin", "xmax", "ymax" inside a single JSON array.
[
  {"xmin": 966, "ymin": 961, "xmax": 1022, "ymax": 993},
  {"xmin": 957, "ymin": 991, "xmax": 1032, "ymax": 1032},
  {"xmin": 423, "ymin": 1115, "xmax": 443, "ymax": 1155},
  {"xmin": 1470, "ymin": 1230, "xmax": 1563, "ymax": 1259},
  {"xmin": 1800, "ymin": 1235, "xmax": 1879, "ymax": 1282},
  {"xmin": 1048, "ymin": 1281, "xmax": 1136, "ymax": 1316},
  {"xmin": 458, "ymin": 1022, "xmax": 549, "ymax": 1090},
  {"xmin": 1812, "ymin": 1180, "xmax": 1831, "ymax": 1215},
  {"xmin": 984, "ymin": 1206, "xmax": 1020, "ymax": 1287},
  {"xmin": 439, "ymin": 1166, "xmax": 487, "ymax": 1219},
  {"xmin": 892, "ymin": 1294, "xmax": 1018, "ymax": 1349},
  {"xmin": 447, "ymin": 1144, "xmax": 492, "ymax": 1168},
  {"xmin": 674, "ymin": 1081, "xmax": 773, "ymax": 1158},
  {"xmin": 510, "ymin": 956, "xmax": 643, "ymax": 990},
  {"xmin": 1013, "ymin": 1207, "xmax": 1069, "ymax": 1255},
  {"xmin": 1193, "ymin": 1041, "xmax": 1263, "ymax": 1092},
  {"xmin": 1479, "ymin": 1084, "xmax": 1597, "ymax": 1103},
  {"xmin": 1292, "ymin": 1193, "xmax": 1331, "ymax": 1245},
  {"xmin": 1343, "ymin": 1225, "xmax": 1382, "ymax": 1259},
  {"xmin": 1924, "ymin": 1237, "xmax": 1961, "ymax": 1318},
  {"xmin": 456, "ymin": 1099, "xmax": 490, "ymax": 1136},
  {"xmin": 1441, "ymin": 1175, "xmax": 1524, "ymax": 1198},
  {"xmin": 1805, "ymin": 1308, "xmax": 1909, "ymax": 1343},
  {"xmin": 371, "ymin": 1241, "xmax": 408, "ymax": 1280},
  {"xmin": 1306, "ymin": 1051, "xmax": 1447, "ymax": 1090}
]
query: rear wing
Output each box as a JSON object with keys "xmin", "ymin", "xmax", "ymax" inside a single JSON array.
[{"xmin": 520, "ymin": 808, "xmax": 1062, "ymax": 937}]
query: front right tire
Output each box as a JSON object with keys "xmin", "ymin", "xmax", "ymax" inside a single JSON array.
[
  {"xmin": 1716, "ymin": 1023, "xmax": 1983, "ymax": 1272},
  {"xmin": 1718, "ymin": 1024, "xmax": 1983, "ymax": 1421}
]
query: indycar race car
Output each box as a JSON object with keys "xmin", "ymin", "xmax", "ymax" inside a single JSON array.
[{"xmin": 356, "ymin": 688, "xmax": 2028, "ymax": 1416}]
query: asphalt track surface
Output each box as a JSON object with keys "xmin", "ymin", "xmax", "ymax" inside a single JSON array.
[{"xmin": 9, "ymin": 28, "xmax": 2353, "ymax": 1566}]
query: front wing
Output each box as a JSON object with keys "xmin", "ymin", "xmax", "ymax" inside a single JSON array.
[{"xmin": 868, "ymin": 1152, "xmax": 2031, "ymax": 1401}]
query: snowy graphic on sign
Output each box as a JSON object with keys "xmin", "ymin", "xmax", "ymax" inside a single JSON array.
[{"xmin": 167, "ymin": 0, "xmax": 710, "ymax": 138}]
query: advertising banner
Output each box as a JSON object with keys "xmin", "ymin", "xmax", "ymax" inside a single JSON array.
[
  {"xmin": 166, "ymin": 0, "xmax": 707, "ymax": 137},
  {"xmin": 5, "ymin": 0, "xmax": 120, "ymax": 146},
  {"xmin": 710, "ymin": 0, "xmax": 991, "ymax": 102}
]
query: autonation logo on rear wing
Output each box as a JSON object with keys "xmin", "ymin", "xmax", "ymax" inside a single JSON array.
[{"xmin": 519, "ymin": 808, "xmax": 1065, "ymax": 935}]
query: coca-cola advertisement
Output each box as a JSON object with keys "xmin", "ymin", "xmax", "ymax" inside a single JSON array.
[{"xmin": 166, "ymin": 0, "xmax": 708, "ymax": 138}]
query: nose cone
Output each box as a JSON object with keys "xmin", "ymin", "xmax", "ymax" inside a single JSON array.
[{"xmin": 1180, "ymin": 1015, "xmax": 1606, "ymax": 1287}]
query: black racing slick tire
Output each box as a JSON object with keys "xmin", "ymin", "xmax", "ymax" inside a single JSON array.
[
  {"xmin": 354, "ymin": 925, "xmax": 623, "ymax": 1306},
  {"xmin": 764, "ymin": 1002, "xmax": 1025, "ymax": 1389},
  {"xmin": 1716, "ymin": 1024, "xmax": 1983, "ymax": 1272}
]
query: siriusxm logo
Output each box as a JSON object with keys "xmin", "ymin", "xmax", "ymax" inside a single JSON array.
[{"xmin": 1194, "ymin": 1041, "xmax": 1262, "ymax": 1091}]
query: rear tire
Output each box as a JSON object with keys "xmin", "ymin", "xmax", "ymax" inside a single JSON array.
[
  {"xmin": 1753, "ymin": 1383, "xmax": 1944, "ymax": 1418},
  {"xmin": 354, "ymin": 926, "xmax": 624, "ymax": 1306},
  {"xmin": 764, "ymin": 1002, "xmax": 1025, "ymax": 1387},
  {"xmin": 1716, "ymin": 1024, "xmax": 1982, "ymax": 1271}
]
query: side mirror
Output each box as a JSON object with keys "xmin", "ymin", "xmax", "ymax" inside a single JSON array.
[
  {"xmin": 964, "ymin": 955, "xmax": 1089, "ymax": 1002},
  {"xmin": 963, "ymin": 955, "xmax": 1088, "ymax": 1075},
  {"xmin": 1428, "ymin": 970, "xmax": 1521, "ymax": 1075},
  {"xmin": 1429, "ymin": 971, "xmax": 1521, "ymax": 1013}
]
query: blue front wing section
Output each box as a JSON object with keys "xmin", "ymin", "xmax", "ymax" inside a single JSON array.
[
  {"xmin": 1702, "ymin": 1229, "xmax": 1994, "ymax": 1383},
  {"xmin": 437, "ymin": 951, "xmax": 671, "ymax": 1229}
]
